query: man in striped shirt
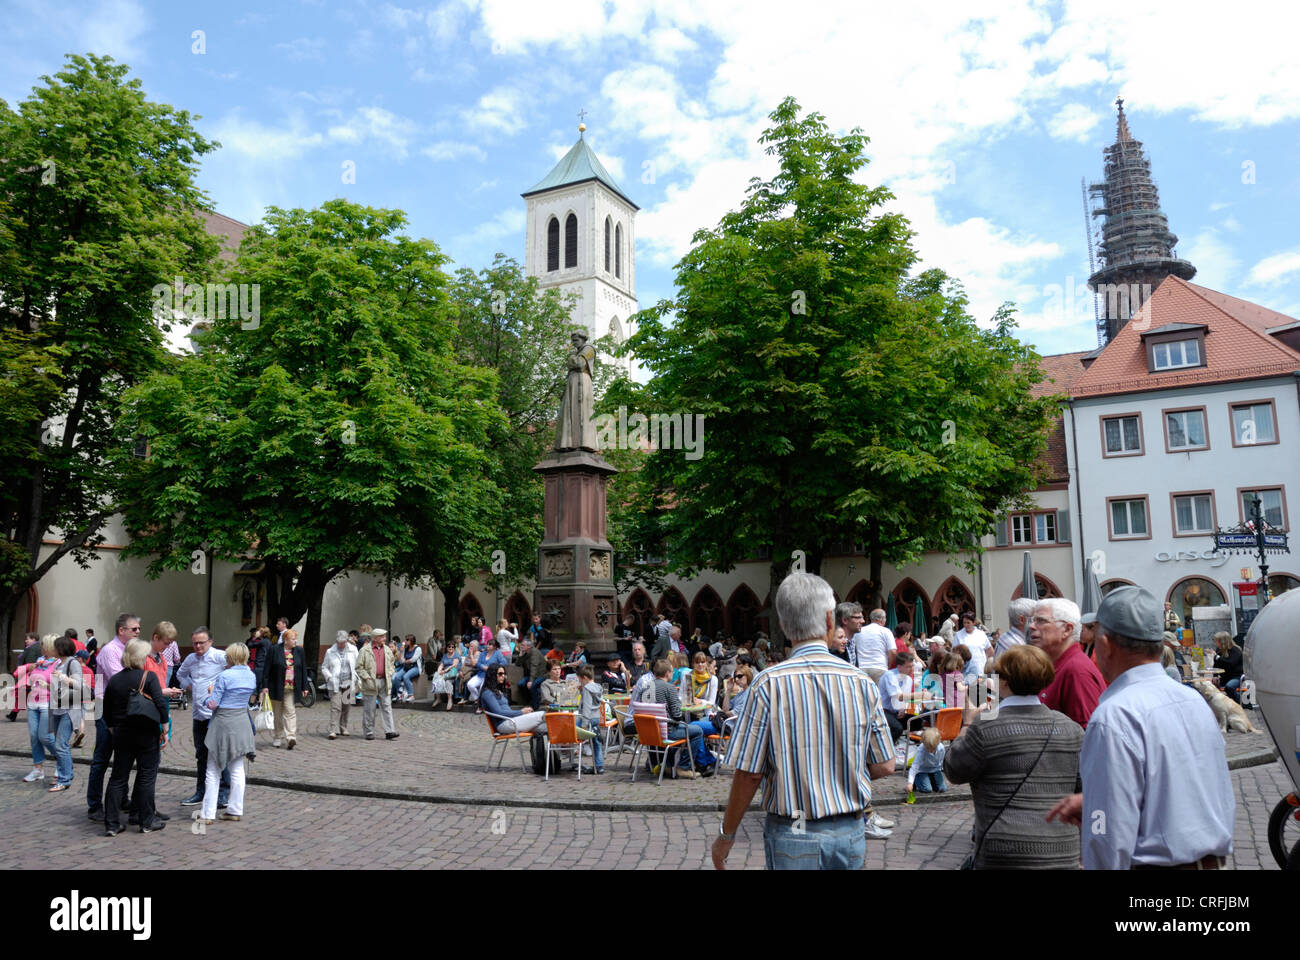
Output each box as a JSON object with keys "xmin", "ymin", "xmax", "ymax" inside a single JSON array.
[{"xmin": 713, "ymin": 573, "xmax": 896, "ymax": 870}]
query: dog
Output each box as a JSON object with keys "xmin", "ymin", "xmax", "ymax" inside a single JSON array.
[{"xmin": 1191, "ymin": 680, "xmax": 1261, "ymax": 734}]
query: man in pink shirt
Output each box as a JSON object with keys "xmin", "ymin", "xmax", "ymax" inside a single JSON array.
[
  {"xmin": 1028, "ymin": 598, "xmax": 1106, "ymax": 730},
  {"xmin": 87, "ymin": 612, "xmax": 140, "ymax": 822}
]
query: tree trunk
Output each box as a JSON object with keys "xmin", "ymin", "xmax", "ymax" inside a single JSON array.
[
  {"xmin": 440, "ymin": 580, "xmax": 463, "ymax": 643},
  {"xmin": 868, "ymin": 530, "xmax": 885, "ymax": 611},
  {"xmin": 304, "ymin": 586, "xmax": 324, "ymax": 671},
  {"xmin": 1, "ymin": 599, "xmax": 15, "ymax": 675}
]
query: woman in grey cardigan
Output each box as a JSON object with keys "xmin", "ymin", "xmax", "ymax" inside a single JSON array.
[{"xmin": 944, "ymin": 644, "xmax": 1084, "ymax": 869}]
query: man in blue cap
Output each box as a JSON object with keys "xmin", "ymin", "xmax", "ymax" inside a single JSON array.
[{"xmin": 1047, "ymin": 586, "xmax": 1234, "ymax": 869}]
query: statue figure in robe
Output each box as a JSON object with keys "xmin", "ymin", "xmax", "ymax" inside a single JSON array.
[{"xmin": 555, "ymin": 330, "xmax": 597, "ymax": 451}]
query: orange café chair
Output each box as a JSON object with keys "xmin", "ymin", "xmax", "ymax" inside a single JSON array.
[
  {"xmin": 483, "ymin": 712, "xmax": 534, "ymax": 773},
  {"xmin": 905, "ymin": 706, "xmax": 962, "ymax": 770},
  {"xmin": 544, "ymin": 711, "xmax": 585, "ymax": 782},
  {"xmin": 630, "ymin": 713, "xmax": 696, "ymax": 785}
]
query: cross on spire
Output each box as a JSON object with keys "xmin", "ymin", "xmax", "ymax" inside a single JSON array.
[
  {"xmin": 1115, "ymin": 95, "xmax": 1131, "ymax": 143},
  {"xmin": 577, "ymin": 108, "xmax": 588, "ymax": 137}
]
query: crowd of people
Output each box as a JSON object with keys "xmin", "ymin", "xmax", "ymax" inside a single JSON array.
[{"xmin": 6, "ymin": 583, "xmax": 1249, "ymax": 871}]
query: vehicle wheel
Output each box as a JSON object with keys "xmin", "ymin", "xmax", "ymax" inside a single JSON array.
[
  {"xmin": 301, "ymin": 688, "xmax": 316, "ymax": 709},
  {"xmin": 1267, "ymin": 794, "xmax": 1300, "ymax": 869}
]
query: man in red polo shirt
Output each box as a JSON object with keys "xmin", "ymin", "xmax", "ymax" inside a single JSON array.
[{"xmin": 1028, "ymin": 597, "xmax": 1106, "ymax": 729}]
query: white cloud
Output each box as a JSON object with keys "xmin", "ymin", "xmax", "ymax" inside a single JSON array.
[
  {"xmin": 1246, "ymin": 249, "xmax": 1300, "ymax": 288},
  {"xmin": 466, "ymin": 86, "xmax": 526, "ymax": 135},
  {"xmin": 275, "ymin": 37, "xmax": 327, "ymax": 62},
  {"xmin": 647, "ymin": 27, "xmax": 697, "ymax": 60},
  {"xmin": 211, "ymin": 110, "xmax": 326, "ymax": 161},
  {"xmin": 454, "ymin": 206, "xmax": 527, "ymax": 250},
  {"xmin": 1047, "ymin": 103, "xmax": 1101, "ymax": 142},
  {"xmin": 422, "ymin": 140, "xmax": 488, "ymax": 162},
  {"xmin": 1180, "ymin": 228, "xmax": 1242, "ymax": 293}
]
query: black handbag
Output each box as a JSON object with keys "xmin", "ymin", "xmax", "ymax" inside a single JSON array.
[
  {"xmin": 960, "ymin": 719, "xmax": 1057, "ymax": 870},
  {"xmin": 126, "ymin": 672, "xmax": 162, "ymax": 727}
]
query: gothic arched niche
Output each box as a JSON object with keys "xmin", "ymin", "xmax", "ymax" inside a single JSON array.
[
  {"xmin": 608, "ymin": 316, "xmax": 624, "ymax": 344},
  {"xmin": 622, "ymin": 588, "xmax": 654, "ymax": 639},
  {"xmin": 657, "ymin": 586, "xmax": 688, "ymax": 630},
  {"xmin": 691, "ymin": 586, "xmax": 724, "ymax": 639},
  {"xmin": 726, "ymin": 584, "xmax": 762, "ymax": 642},
  {"xmin": 458, "ymin": 592, "xmax": 485, "ymax": 638},
  {"xmin": 932, "ymin": 576, "xmax": 975, "ymax": 627}
]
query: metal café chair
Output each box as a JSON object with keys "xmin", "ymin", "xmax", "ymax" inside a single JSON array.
[{"xmin": 483, "ymin": 712, "xmax": 535, "ymax": 773}]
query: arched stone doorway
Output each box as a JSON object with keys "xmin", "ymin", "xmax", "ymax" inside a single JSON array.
[
  {"xmin": 622, "ymin": 588, "xmax": 654, "ymax": 640},
  {"xmin": 891, "ymin": 578, "xmax": 932, "ymax": 637},
  {"xmin": 458, "ymin": 593, "xmax": 485, "ymax": 639},
  {"xmin": 503, "ymin": 591, "xmax": 532, "ymax": 633},
  {"xmin": 932, "ymin": 576, "xmax": 976, "ymax": 631},
  {"xmin": 1011, "ymin": 574, "xmax": 1064, "ymax": 602},
  {"xmin": 657, "ymin": 587, "xmax": 688, "ymax": 631},
  {"xmin": 726, "ymin": 584, "xmax": 763, "ymax": 642},
  {"xmin": 691, "ymin": 586, "xmax": 724, "ymax": 640}
]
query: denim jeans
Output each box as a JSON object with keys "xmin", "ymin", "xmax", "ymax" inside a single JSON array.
[
  {"xmin": 87, "ymin": 714, "xmax": 113, "ymax": 812},
  {"xmin": 1224, "ymin": 677, "xmax": 1242, "ymax": 703},
  {"xmin": 914, "ymin": 771, "xmax": 946, "ymax": 793},
  {"xmin": 51, "ymin": 712, "xmax": 75, "ymax": 785},
  {"xmin": 576, "ymin": 716, "xmax": 605, "ymax": 771},
  {"xmin": 27, "ymin": 705, "xmax": 52, "ymax": 766},
  {"xmin": 667, "ymin": 720, "xmax": 713, "ymax": 769},
  {"xmin": 763, "ymin": 813, "xmax": 866, "ymax": 870},
  {"xmin": 392, "ymin": 666, "xmax": 420, "ymax": 698}
]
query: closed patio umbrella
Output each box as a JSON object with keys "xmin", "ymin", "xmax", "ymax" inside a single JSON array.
[
  {"xmin": 1080, "ymin": 557, "xmax": 1102, "ymax": 617},
  {"xmin": 914, "ymin": 597, "xmax": 926, "ymax": 638},
  {"xmin": 885, "ymin": 593, "xmax": 898, "ymax": 631},
  {"xmin": 1022, "ymin": 551, "xmax": 1038, "ymax": 603}
]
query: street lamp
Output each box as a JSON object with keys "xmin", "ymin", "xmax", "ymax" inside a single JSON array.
[{"xmin": 1213, "ymin": 495, "xmax": 1291, "ymax": 606}]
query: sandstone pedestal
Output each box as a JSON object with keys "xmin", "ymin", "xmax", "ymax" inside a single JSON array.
[{"xmin": 533, "ymin": 448, "xmax": 618, "ymax": 654}]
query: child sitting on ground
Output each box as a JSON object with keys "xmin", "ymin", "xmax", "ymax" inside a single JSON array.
[{"xmin": 908, "ymin": 727, "xmax": 947, "ymax": 794}]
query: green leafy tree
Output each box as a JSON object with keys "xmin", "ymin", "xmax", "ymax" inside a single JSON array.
[
  {"xmin": 609, "ymin": 98, "xmax": 1057, "ymax": 640},
  {"xmin": 0, "ymin": 54, "xmax": 218, "ymax": 659},
  {"xmin": 412, "ymin": 255, "xmax": 573, "ymax": 638},
  {"xmin": 116, "ymin": 200, "xmax": 501, "ymax": 665}
]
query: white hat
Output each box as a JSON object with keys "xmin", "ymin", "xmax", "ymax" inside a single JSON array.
[{"xmin": 372, "ymin": 628, "xmax": 388, "ymax": 637}]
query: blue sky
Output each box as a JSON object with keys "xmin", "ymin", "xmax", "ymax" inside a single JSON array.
[{"xmin": 4, "ymin": 0, "xmax": 1300, "ymax": 357}]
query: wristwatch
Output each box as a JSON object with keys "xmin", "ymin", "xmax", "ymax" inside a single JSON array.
[{"xmin": 718, "ymin": 823, "xmax": 736, "ymax": 841}]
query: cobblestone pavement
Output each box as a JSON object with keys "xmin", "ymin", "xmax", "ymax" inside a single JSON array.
[
  {"xmin": 0, "ymin": 746, "xmax": 1291, "ymax": 869},
  {"xmin": 0, "ymin": 703, "xmax": 1272, "ymax": 811}
]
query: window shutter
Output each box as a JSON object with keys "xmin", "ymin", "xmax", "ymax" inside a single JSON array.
[
  {"xmin": 995, "ymin": 518, "xmax": 1008, "ymax": 547},
  {"xmin": 546, "ymin": 218, "xmax": 560, "ymax": 272},
  {"xmin": 564, "ymin": 214, "xmax": 578, "ymax": 269},
  {"xmin": 1056, "ymin": 509, "xmax": 1070, "ymax": 544}
]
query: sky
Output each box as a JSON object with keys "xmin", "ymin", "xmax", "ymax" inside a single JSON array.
[{"xmin": 4, "ymin": 0, "xmax": 1300, "ymax": 358}]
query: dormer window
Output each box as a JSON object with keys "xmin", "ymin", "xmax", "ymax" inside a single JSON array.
[
  {"xmin": 1141, "ymin": 322, "xmax": 1207, "ymax": 374},
  {"xmin": 1152, "ymin": 338, "xmax": 1200, "ymax": 370}
]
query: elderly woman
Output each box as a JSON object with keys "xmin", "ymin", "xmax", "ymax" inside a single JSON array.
[
  {"xmin": 103, "ymin": 639, "xmax": 170, "ymax": 835},
  {"xmin": 198, "ymin": 641, "xmax": 258, "ymax": 824},
  {"xmin": 264, "ymin": 629, "xmax": 309, "ymax": 749},
  {"xmin": 1212, "ymin": 631, "xmax": 1244, "ymax": 701},
  {"xmin": 538, "ymin": 660, "xmax": 568, "ymax": 707},
  {"xmin": 14, "ymin": 634, "xmax": 61, "ymax": 784},
  {"xmin": 943, "ymin": 645, "xmax": 1084, "ymax": 869},
  {"xmin": 430, "ymin": 639, "xmax": 460, "ymax": 711}
]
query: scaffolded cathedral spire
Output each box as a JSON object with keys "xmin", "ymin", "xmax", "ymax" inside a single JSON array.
[{"xmin": 1087, "ymin": 97, "xmax": 1196, "ymax": 344}]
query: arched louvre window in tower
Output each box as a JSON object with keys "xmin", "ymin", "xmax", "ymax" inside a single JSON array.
[
  {"xmin": 546, "ymin": 217, "xmax": 560, "ymax": 272},
  {"xmin": 615, "ymin": 222, "xmax": 623, "ymax": 278},
  {"xmin": 604, "ymin": 216, "xmax": 611, "ymax": 273},
  {"xmin": 564, "ymin": 213, "xmax": 578, "ymax": 269}
]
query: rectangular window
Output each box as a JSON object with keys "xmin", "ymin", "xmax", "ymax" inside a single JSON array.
[
  {"xmin": 1010, "ymin": 515, "xmax": 1033, "ymax": 545},
  {"xmin": 1035, "ymin": 513, "xmax": 1057, "ymax": 544},
  {"xmin": 1110, "ymin": 498, "xmax": 1148, "ymax": 539},
  {"xmin": 1231, "ymin": 401, "xmax": 1277, "ymax": 445},
  {"xmin": 1102, "ymin": 415, "xmax": 1142, "ymax": 455},
  {"xmin": 1151, "ymin": 338, "xmax": 1201, "ymax": 370},
  {"xmin": 1240, "ymin": 488, "xmax": 1286, "ymax": 530},
  {"xmin": 1173, "ymin": 493, "xmax": 1214, "ymax": 534},
  {"xmin": 1165, "ymin": 408, "xmax": 1208, "ymax": 451}
]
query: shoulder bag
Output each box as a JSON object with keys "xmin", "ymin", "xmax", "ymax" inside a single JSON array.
[
  {"xmin": 126, "ymin": 672, "xmax": 162, "ymax": 727},
  {"xmin": 960, "ymin": 719, "xmax": 1057, "ymax": 870}
]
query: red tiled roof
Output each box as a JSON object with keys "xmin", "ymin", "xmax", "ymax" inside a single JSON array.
[
  {"xmin": 1071, "ymin": 276, "xmax": 1300, "ymax": 398},
  {"xmin": 200, "ymin": 210, "xmax": 251, "ymax": 262},
  {"xmin": 1031, "ymin": 350, "xmax": 1091, "ymax": 398}
]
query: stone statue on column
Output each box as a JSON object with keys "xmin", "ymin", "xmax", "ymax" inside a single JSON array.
[{"xmin": 555, "ymin": 330, "xmax": 597, "ymax": 451}]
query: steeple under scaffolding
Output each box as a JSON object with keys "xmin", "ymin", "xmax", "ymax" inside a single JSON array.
[{"xmin": 1087, "ymin": 97, "xmax": 1196, "ymax": 345}]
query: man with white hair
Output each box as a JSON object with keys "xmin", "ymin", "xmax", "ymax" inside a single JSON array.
[
  {"xmin": 712, "ymin": 573, "xmax": 896, "ymax": 870},
  {"xmin": 1027, "ymin": 597, "xmax": 1106, "ymax": 730},
  {"xmin": 851, "ymin": 608, "xmax": 894, "ymax": 681},
  {"xmin": 996, "ymin": 597, "xmax": 1035, "ymax": 661}
]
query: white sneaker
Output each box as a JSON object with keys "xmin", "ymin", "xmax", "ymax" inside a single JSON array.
[
  {"xmin": 872, "ymin": 812, "xmax": 896, "ymax": 829},
  {"xmin": 272, "ymin": 739, "xmax": 282, "ymax": 748},
  {"xmin": 864, "ymin": 817, "xmax": 893, "ymax": 839},
  {"xmin": 22, "ymin": 769, "xmax": 44, "ymax": 782}
]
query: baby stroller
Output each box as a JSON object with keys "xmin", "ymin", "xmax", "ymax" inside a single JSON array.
[{"xmin": 167, "ymin": 666, "xmax": 189, "ymax": 711}]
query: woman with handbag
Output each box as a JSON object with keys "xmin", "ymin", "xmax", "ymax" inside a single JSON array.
[
  {"xmin": 197, "ymin": 641, "xmax": 258, "ymax": 825},
  {"xmin": 942, "ymin": 644, "xmax": 1084, "ymax": 869},
  {"xmin": 47, "ymin": 635, "xmax": 86, "ymax": 792},
  {"xmin": 14, "ymin": 635, "xmax": 60, "ymax": 784},
  {"xmin": 455, "ymin": 640, "xmax": 479, "ymax": 705},
  {"xmin": 430, "ymin": 640, "xmax": 461, "ymax": 711},
  {"xmin": 102, "ymin": 640, "xmax": 170, "ymax": 836}
]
